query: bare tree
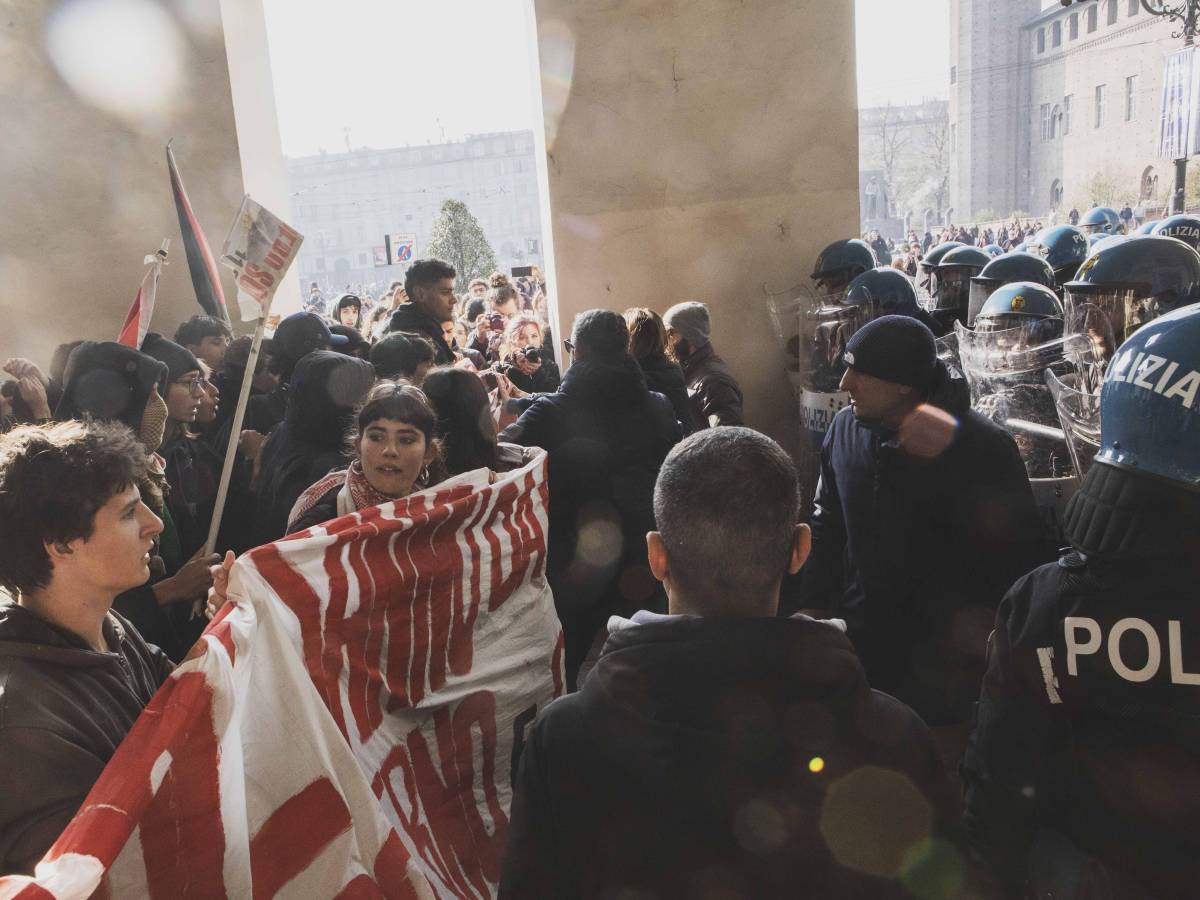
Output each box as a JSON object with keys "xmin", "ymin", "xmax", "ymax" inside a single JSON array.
[{"xmin": 874, "ymin": 103, "xmax": 911, "ymax": 218}]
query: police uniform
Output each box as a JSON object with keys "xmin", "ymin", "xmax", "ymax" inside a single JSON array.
[{"xmin": 963, "ymin": 304, "xmax": 1200, "ymax": 898}]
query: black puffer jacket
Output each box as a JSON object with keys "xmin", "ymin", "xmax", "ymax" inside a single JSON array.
[
  {"xmin": 499, "ymin": 355, "xmax": 682, "ymax": 685},
  {"xmin": 963, "ymin": 463, "xmax": 1200, "ymax": 899},
  {"xmin": 679, "ymin": 343, "xmax": 744, "ymax": 428},
  {"xmin": 252, "ymin": 351, "xmax": 374, "ymax": 546},
  {"xmin": 794, "ymin": 360, "xmax": 1044, "ymax": 725},
  {"xmin": 0, "ymin": 604, "xmax": 173, "ymax": 874},
  {"xmin": 636, "ymin": 351, "xmax": 697, "ymax": 434},
  {"xmin": 387, "ymin": 303, "xmax": 454, "ymax": 364},
  {"xmin": 502, "ymin": 615, "xmax": 992, "ymax": 899}
]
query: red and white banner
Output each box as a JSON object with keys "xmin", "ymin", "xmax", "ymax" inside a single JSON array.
[
  {"xmin": 116, "ymin": 243, "xmax": 168, "ymax": 349},
  {"xmin": 0, "ymin": 453, "xmax": 563, "ymax": 899}
]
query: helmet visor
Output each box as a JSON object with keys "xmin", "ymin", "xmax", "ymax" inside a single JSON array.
[
  {"xmin": 929, "ymin": 268, "xmax": 972, "ymax": 312},
  {"xmin": 967, "ymin": 278, "xmax": 1000, "ymax": 327},
  {"xmin": 775, "ymin": 286, "xmax": 869, "ymax": 394},
  {"xmin": 1063, "ymin": 287, "xmax": 1144, "ymax": 367},
  {"xmin": 1045, "ymin": 368, "xmax": 1101, "ymax": 479}
]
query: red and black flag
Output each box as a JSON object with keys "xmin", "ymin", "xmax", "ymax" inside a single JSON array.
[{"xmin": 167, "ymin": 142, "xmax": 229, "ymax": 323}]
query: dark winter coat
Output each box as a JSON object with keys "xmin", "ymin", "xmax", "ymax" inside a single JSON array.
[
  {"xmin": 503, "ymin": 357, "xmax": 561, "ymax": 394},
  {"xmin": 679, "ymin": 343, "xmax": 744, "ymax": 428},
  {"xmin": 794, "ymin": 363, "xmax": 1044, "ymax": 725},
  {"xmin": 158, "ymin": 430, "xmax": 221, "ymax": 560},
  {"xmin": 0, "ymin": 604, "xmax": 173, "ymax": 874},
  {"xmin": 243, "ymin": 382, "xmax": 288, "ymax": 437},
  {"xmin": 635, "ymin": 351, "xmax": 697, "ymax": 434},
  {"xmin": 501, "ymin": 614, "xmax": 987, "ymax": 899},
  {"xmin": 252, "ymin": 351, "xmax": 374, "ymax": 546},
  {"xmin": 499, "ymin": 356, "xmax": 682, "ymax": 684},
  {"xmin": 387, "ymin": 303, "xmax": 454, "ymax": 364}
]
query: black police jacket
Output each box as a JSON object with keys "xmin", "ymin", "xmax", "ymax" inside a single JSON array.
[
  {"xmin": 963, "ymin": 551, "xmax": 1200, "ymax": 899},
  {"xmin": 795, "ymin": 367, "xmax": 1044, "ymax": 725}
]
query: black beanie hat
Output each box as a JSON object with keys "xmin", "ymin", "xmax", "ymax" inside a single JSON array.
[
  {"xmin": 55, "ymin": 341, "xmax": 169, "ymax": 430},
  {"xmin": 141, "ymin": 332, "xmax": 202, "ymax": 383},
  {"xmin": 842, "ymin": 315, "xmax": 937, "ymax": 390}
]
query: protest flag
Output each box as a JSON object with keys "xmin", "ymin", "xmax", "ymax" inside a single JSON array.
[
  {"xmin": 0, "ymin": 453, "xmax": 563, "ymax": 900},
  {"xmin": 116, "ymin": 240, "xmax": 169, "ymax": 349},
  {"xmin": 167, "ymin": 142, "xmax": 230, "ymax": 324}
]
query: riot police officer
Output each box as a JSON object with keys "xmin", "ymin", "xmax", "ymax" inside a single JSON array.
[
  {"xmin": 1028, "ymin": 224, "xmax": 1090, "ymax": 292},
  {"xmin": 846, "ymin": 266, "xmax": 943, "ymax": 334},
  {"xmin": 963, "ymin": 302, "xmax": 1200, "ymax": 899},
  {"xmin": 929, "ymin": 245, "xmax": 992, "ymax": 332},
  {"xmin": 968, "ymin": 252, "xmax": 1057, "ymax": 326},
  {"xmin": 808, "ymin": 239, "xmax": 877, "ymax": 298},
  {"xmin": 916, "ymin": 240, "xmax": 965, "ymax": 306},
  {"xmin": 1079, "ymin": 206, "xmax": 1124, "ymax": 236}
]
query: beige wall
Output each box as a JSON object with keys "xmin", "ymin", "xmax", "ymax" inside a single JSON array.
[
  {"xmin": 0, "ymin": 0, "xmax": 244, "ymax": 371},
  {"xmin": 531, "ymin": 0, "xmax": 860, "ymax": 453}
]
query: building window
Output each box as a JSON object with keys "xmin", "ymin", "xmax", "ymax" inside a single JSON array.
[
  {"xmin": 1095, "ymin": 83, "xmax": 1107, "ymax": 128},
  {"xmin": 1064, "ymin": 94, "xmax": 1073, "ymax": 134},
  {"xmin": 1088, "ymin": 4, "xmax": 1098, "ymax": 30},
  {"xmin": 1070, "ymin": 12, "xmax": 1079, "ymax": 38},
  {"xmin": 1126, "ymin": 74, "xmax": 1139, "ymax": 120},
  {"xmin": 1041, "ymin": 103, "xmax": 1052, "ymax": 141},
  {"xmin": 1037, "ymin": 28, "xmax": 1046, "ymax": 53},
  {"xmin": 1052, "ymin": 21, "xmax": 1062, "ymax": 47},
  {"xmin": 1128, "ymin": 0, "xmax": 1139, "ymax": 13},
  {"xmin": 950, "ymin": 65, "xmax": 957, "ymax": 84},
  {"xmin": 1052, "ymin": 104, "xmax": 1063, "ymax": 138},
  {"xmin": 1107, "ymin": 0, "xmax": 1118, "ymax": 25},
  {"xmin": 1052, "ymin": 179, "xmax": 1064, "ymax": 209},
  {"xmin": 951, "ymin": 123, "xmax": 957, "ymax": 153}
]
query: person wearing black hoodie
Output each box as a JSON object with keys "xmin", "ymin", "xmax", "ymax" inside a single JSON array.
[
  {"xmin": 500, "ymin": 309, "xmax": 682, "ymax": 688},
  {"xmin": 624, "ymin": 307, "xmax": 697, "ymax": 434},
  {"xmin": 0, "ymin": 420, "xmax": 174, "ymax": 874},
  {"xmin": 386, "ymin": 258, "xmax": 457, "ymax": 365},
  {"xmin": 252, "ymin": 350, "xmax": 375, "ymax": 545},
  {"xmin": 501, "ymin": 427, "xmax": 991, "ymax": 899},
  {"xmin": 793, "ymin": 316, "xmax": 1043, "ymax": 732},
  {"xmin": 963, "ymin": 306, "xmax": 1200, "ymax": 899}
]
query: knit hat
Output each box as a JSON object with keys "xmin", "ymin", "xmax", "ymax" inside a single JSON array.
[
  {"xmin": 842, "ymin": 315, "xmax": 937, "ymax": 390},
  {"xmin": 55, "ymin": 341, "xmax": 169, "ymax": 430},
  {"xmin": 140, "ymin": 333, "xmax": 202, "ymax": 383},
  {"xmin": 663, "ymin": 301, "xmax": 711, "ymax": 348}
]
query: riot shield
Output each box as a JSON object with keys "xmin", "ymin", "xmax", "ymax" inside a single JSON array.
[
  {"xmin": 1064, "ymin": 287, "xmax": 1149, "ymax": 369},
  {"xmin": 1046, "ymin": 368, "xmax": 1102, "ymax": 479}
]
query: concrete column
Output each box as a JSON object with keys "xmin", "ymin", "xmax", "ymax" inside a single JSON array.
[
  {"xmin": 530, "ymin": 0, "xmax": 860, "ymax": 453},
  {"xmin": 0, "ymin": 0, "xmax": 245, "ymax": 366}
]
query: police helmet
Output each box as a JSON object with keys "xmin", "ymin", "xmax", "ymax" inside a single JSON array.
[
  {"xmin": 1080, "ymin": 206, "xmax": 1124, "ymax": 236},
  {"xmin": 1136, "ymin": 219, "xmax": 1160, "ymax": 235},
  {"xmin": 810, "ymin": 239, "xmax": 876, "ymax": 291},
  {"xmin": 1066, "ymin": 235, "xmax": 1200, "ymax": 363},
  {"xmin": 968, "ymin": 252, "xmax": 1057, "ymax": 325},
  {"xmin": 1028, "ymin": 225, "xmax": 1090, "ymax": 287},
  {"xmin": 976, "ymin": 282, "xmax": 1064, "ymax": 338},
  {"xmin": 984, "ymin": 244, "xmax": 1005, "ymax": 257},
  {"xmin": 845, "ymin": 267, "xmax": 920, "ymax": 318},
  {"xmin": 918, "ymin": 241, "xmax": 965, "ymax": 277},
  {"xmin": 1092, "ymin": 302, "xmax": 1200, "ymax": 488},
  {"xmin": 930, "ymin": 245, "xmax": 993, "ymax": 317},
  {"xmin": 1152, "ymin": 214, "xmax": 1200, "ymax": 252},
  {"xmin": 1013, "ymin": 240, "xmax": 1030, "ymax": 253}
]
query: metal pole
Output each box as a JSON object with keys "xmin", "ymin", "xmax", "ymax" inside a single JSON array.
[{"xmin": 1174, "ymin": 157, "xmax": 1188, "ymax": 213}]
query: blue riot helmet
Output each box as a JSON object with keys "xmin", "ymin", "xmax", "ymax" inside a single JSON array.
[
  {"xmin": 968, "ymin": 252, "xmax": 1057, "ymax": 325},
  {"xmin": 810, "ymin": 239, "xmax": 877, "ymax": 294},
  {"xmin": 1136, "ymin": 219, "xmax": 1160, "ymax": 235},
  {"xmin": 1152, "ymin": 214, "xmax": 1200, "ymax": 252},
  {"xmin": 974, "ymin": 282, "xmax": 1065, "ymax": 345},
  {"xmin": 916, "ymin": 240, "xmax": 964, "ymax": 302},
  {"xmin": 1080, "ymin": 206, "xmax": 1124, "ymax": 236},
  {"xmin": 845, "ymin": 267, "xmax": 918, "ymax": 317},
  {"xmin": 1090, "ymin": 234, "xmax": 1128, "ymax": 257},
  {"xmin": 1065, "ymin": 235, "xmax": 1200, "ymax": 369},
  {"xmin": 930, "ymin": 245, "xmax": 992, "ymax": 328},
  {"xmin": 1028, "ymin": 224, "xmax": 1090, "ymax": 289},
  {"xmin": 1092, "ymin": 302, "xmax": 1200, "ymax": 487},
  {"xmin": 985, "ymin": 244, "xmax": 1005, "ymax": 257}
]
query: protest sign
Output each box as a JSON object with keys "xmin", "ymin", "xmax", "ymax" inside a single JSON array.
[{"xmin": 220, "ymin": 195, "xmax": 304, "ymax": 323}]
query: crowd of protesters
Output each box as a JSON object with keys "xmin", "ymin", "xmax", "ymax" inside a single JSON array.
[
  {"xmin": 0, "ymin": 248, "xmax": 1190, "ymax": 897},
  {"xmin": 863, "ymin": 219, "xmax": 1048, "ymax": 269}
]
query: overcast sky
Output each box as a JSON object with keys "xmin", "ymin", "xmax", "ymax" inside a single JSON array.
[{"xmin": 262, "ymin": 0, "xmax": 951, "ymax": 156}]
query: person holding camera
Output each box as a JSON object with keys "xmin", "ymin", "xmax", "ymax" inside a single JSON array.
[{"xmin": 498, "ymin": 316, "xmax": 560, "ymax": 394}]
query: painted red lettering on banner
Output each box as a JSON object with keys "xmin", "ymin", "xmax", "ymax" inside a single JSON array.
[
  {"xmin": 250, "ymin": 777, "xmax": 352, "ymax": 898},
  {"xmin": 372, "ymin": 831, "xmax": 423, "ymax": 900},
  {"xmin": 371, "ymin": 691, "xmax": 504, "ymax": 898}
]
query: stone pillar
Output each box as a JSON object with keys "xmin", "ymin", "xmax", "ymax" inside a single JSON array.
[
  {"xmin": 0, "ymin": 0, "xmax": 245, "ymax": 367},
  {"xmin": 530, "ymin": 0, "xmax": 860, "ymax": 454}
]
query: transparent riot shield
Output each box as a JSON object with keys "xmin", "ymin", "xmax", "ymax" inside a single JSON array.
[
  {"xmin": 967, "ymin": 278, "xmax": 1000, "ymax": 328},
  {"xmin": 1046, "ymin": 368, "xmax": 1102, "ymax": 479}
]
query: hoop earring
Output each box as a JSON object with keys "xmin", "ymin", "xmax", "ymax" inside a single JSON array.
[{"xmin": 419, "ymin": 465, "xmax": 430, "ymax": 485}]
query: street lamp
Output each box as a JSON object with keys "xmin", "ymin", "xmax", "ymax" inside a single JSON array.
[{"xmin": 1143, "ymin": 0, "xmax": 1200, "ymax": 212}]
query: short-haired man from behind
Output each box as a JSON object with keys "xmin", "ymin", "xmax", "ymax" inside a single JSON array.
[
  {"xmin": 387, "ymin": 258, "xmax": 458, "ymax": 365},
  {"xmin": 501, "ymin": 427, "xmax": 987, "ymax": 899},
  {"xmin": 663, "ymin": 300, "xmax": 744, "ymax": 427},
  {"xmin": 0, "ymin": 421, "xmax": 174, "ymax": 874}
]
